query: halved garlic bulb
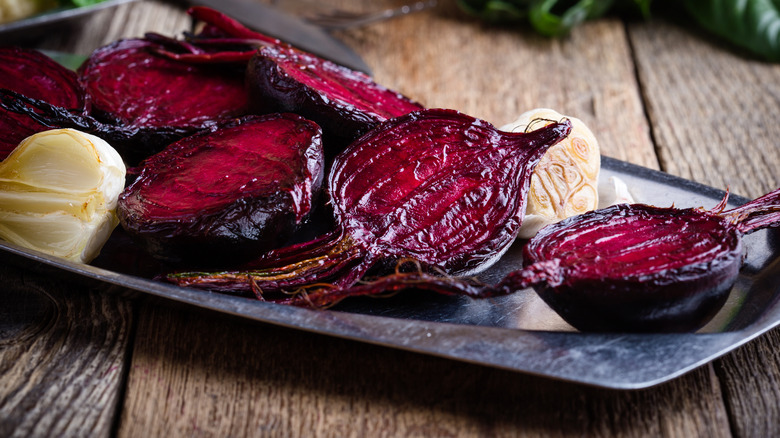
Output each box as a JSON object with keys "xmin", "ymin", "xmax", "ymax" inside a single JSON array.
[
  {"xmin": 0, "ymin": 128, "xmax": 126, "ymax": 263},
  {"xmin": 501, "ymin": 108, "xmax": 601, "ymax": 239}
]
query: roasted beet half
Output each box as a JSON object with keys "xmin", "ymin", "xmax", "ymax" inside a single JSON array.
[
  {"xmin": 117, "ymin": 114, "xmax": 324, "ymax": 265},
  {"xmin": 167, "ymin": 109, "xmax": 571, "ymax": 300},
  {"xmin": 78, "ymin": 38, "xmax": 250, "ymax": 163},
  {"xmin": 246, "ymin": 44, "xmax": 424, "ymax": 148},
  {"xmin": 0, "ymin": 47, "xmax": 85, "ymax": 159},
  {"xmin": 513, "ymin": 188, "xmax": 780, "ymax": 332}
]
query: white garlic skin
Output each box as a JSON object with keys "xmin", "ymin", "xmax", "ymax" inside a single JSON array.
[
  {"xmin": 0, "ymin": 128, "xmax": 126, "ymax": 263},
  {"xmin": 502, "ymin": 108, "xmax": 601, "ymax": 239}
]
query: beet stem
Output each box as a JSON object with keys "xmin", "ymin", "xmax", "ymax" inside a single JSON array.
[
  {"xmin": 723, "ymin": 187, "xmax": 780, "ymax": 234},
  {"xmin": 166, "ymin": 231, "xmax": 369, "ymax": 295}
]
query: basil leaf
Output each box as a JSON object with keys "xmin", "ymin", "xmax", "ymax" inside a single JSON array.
[{"xmin": 683, "ymin": 0, "xmax": 780, "ymax": 61}]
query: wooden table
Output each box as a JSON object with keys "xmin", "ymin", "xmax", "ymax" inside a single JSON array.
[{"xmin": 3, "ymin": 0, "xmax": 780, "ymax": 436}]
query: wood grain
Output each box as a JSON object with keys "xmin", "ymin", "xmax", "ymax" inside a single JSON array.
[
  {"xmin": 0, "ymin": 262, "xmax": 133, "ymax": 438},
  {"xmin": 631, "ymin": 17, "xmax": 780, "ymax": 436},
  {"xmin": 340, "ymin": 3, "xmax": 659, "ymax": 169},
  {"xmin": 629, "ymin": 19, "xmax": 780, "ymax": 198},
  {"xmin": 120, "ymin": 298, "xmax": 732, "ymax": 437}
]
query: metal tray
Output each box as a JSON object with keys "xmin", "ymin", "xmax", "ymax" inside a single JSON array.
[
  {"xmin": 2, "ymin": 156, "xmax": 778, "ymax": 389},
  {"xmin": 0, "ymin": 0, "xmax": 136, "ymax": 41}
]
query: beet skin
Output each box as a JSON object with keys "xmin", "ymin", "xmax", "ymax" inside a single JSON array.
[
  {"xmin": 0, "ymin": 47, "xmax": 85, "ymax": 159},
  {"xmin": 117, "ymin": 114, "xmax": 324, "ymax": 265}
]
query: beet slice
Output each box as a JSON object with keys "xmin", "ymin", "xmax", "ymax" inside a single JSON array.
[
  {"xmin": 0, "ymin": 47, "xmax": 85, "ymax": 159},
  {"xmin": 78, "ymin": 38, "xmax": 250, "ymax": 162},
  {"xmin": 117, "ymin": 114, "xmax": 324, "ymax": 265},
  {"xmin": 246, "ymin": 44, "xmax": 424, "ymax": 147},
  {"xmin": 80, "ymin": 38, "xmax": 248, "ymax": 131},
  {"xmin": 0, "ymin": 36, "xmax": 252, "ymax": 165},
  {"xmin": 167, "ymin": 109, "xmax": 571, "ymax": 297}
]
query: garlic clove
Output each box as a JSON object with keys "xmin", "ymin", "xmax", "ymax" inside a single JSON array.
[
  {"xmin": 0, "ymin": 129, "xmax": 126, "ymax": 263},
  {"xmin": 501, "ymin": 108, "xmax": 601, "ymax": 239}
]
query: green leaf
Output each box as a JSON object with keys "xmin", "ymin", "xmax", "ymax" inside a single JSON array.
[
  {"xmin": 455, "ymin": 0, "xmax": 532, "ymax": 22},
  {"xmin": 529, "ymin": 0, "xmax": 616, "ymax": 37},
  {"xmin": 682, "ymin": 0, "xmax": 780, "ymax": 61},
  {"xmin": 68, "ymin": 0, "xmax": 109, "ymax": 7}
]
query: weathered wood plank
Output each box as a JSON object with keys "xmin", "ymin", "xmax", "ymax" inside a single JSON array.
[
  {"xmin": 629, "ymin": 19, "xmax": 780, "ymax": 199},
  {"xmin": 119, "ymin": 298, "xmax": 732, "ymax": 437},
  {"xmin": 0, "ymin": 262, "xmax": 133, "ymax": 438},
  {"xmin": 713, "ymin": 328, "xmax": 780, "ymax": 437}
]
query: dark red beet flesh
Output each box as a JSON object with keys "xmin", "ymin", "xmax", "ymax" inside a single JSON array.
[
  {"xmin": 167, "ymin": 109, "xmax": 571, "ymax": 298},
  {"xmin": 246, "ymin": 44, "xmax": 424, "ymax": 147},
  {"xmin": 0, "ymin": 37, "xmax": 252, "ymax": 165},
  {"xmin": 117, "ymin": 114, "xmax": 324, "ymax": 265},
  {"xmin": 0, "ymin": 47, "xmax": 84, "ymax": 159},
  {"xmin": 80, "ymin": 38, "xmax": 248, "ymax": 130},
  {"xmin": 521, "ymin": 204, "xmax": 744, "ymax": 332},
  {"xmin": 513, "ymin": 188, "xmax": 780, "ymax": 331},
  {"xmin": 79, "ymin": 38, "xmax": 250, "ymax": 162}
]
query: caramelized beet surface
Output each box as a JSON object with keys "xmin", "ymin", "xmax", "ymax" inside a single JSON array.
[
  {"xmin": 153, "ymin": 7, "xmax": 424, "ymax": 150},
  {"xmin": 247, "ymin": 44, "xmax": 424, "ymax": 147},
  {"xmin": 0, "ymin": 47, "xmax": 85, "ymax": 159},
  {"xmin": 117, "ymin": 114, "xmax": 324, "ymax": 265},
  {"xmin": 520, "ymin": 203, "xmax": 745, "ymax": 332},
  {"xmin": 166, "ymin": 109, "xmax": 572, "ymax": 299},
  {"xmin": 79, "ymin": 38, "xmax": 249, "ymax": 137}
]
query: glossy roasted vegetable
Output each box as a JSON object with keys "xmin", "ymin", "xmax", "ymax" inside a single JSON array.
[
  {"xmin": 117, "ymin": 114, "xmax": 324, "ymax": 265},
  {"xmin": 0, "ymin": 128, "xmax": 126, "ymax": 263},
  {"xmin": 246, "ymin": 44, "xmax": 424, "ymax": 148},
  {"xmin": 502, "ymin": 108, "xmax": 601, "ymax": 238},
  {"xmin": 517, "ymin": 189, "xmax": 780, "ymax": 332},
  {"xmin": 0, "ymin": 47, "xmax": 85, "ymax": 160},
  {"xmin": 77, "ymin": 38, "xmax": 250, "ymax": 163},
  {"xmin": 166, "ymin": 109, "xmax": 571, "ymax": 298}
]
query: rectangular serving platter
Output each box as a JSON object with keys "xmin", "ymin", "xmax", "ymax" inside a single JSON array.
[{"xmin": 2, "ymin": 156, "xmax": 779, "ymax": 389}]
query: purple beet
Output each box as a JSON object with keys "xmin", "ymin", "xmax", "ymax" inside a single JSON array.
[
  {"xmin": 117, "ymin": 114, "xmax": 324, "ymax": 265},
  {"xmin": 0, "ymin": 47, "xmax": 85, "ymax": 159},
  {"xmin": 246, "ymin": 44, "xmax": 424, "ymax": 146},
  {"xmin": 516, "ymin": 189, "xmax": 780, "ymax": 332},
  {"xmin": 167, "ymin": 109, "xmax": 572, "ymax": 296},
  {"xmin": 79, "ymin": 38, "xmax": 249, "ymax": 154}
]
